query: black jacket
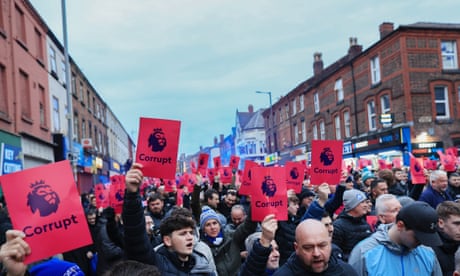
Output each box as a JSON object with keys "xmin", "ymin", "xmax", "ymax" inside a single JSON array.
[
  {"xmin": 239, "ymin": 238, "xmax": 275, "ymax": 276},
  {"xmin": 432, "ymin": 230, "xmax": 460, "ymax": 276},
  {"xmin": 273, "ymin": 252, "xmax": 357, "ymax": 276},
  {"xmin": 122, "ymin": 190, "xmax": 216, "ymax": 275},
  {"xmin": 275, "ymin": 213, "xmax": 300, "ymax": 266},
  {"xmin": 332, "ymin": 211, "xmax": 372, "ymax": 261}
]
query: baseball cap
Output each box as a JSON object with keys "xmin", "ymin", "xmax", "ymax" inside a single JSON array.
[{"xmin": 396, "ymin": 201, "xmax": 442, "ymax": 247}]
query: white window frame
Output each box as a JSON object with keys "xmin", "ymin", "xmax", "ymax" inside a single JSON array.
[
  {"xmin": 335, "ymin": 78, "xmax": 344, "ymax": 102},
  {"xmin": 434, "ymin": 86, "xmax": 450, "ymax": 119},
  {"xmin": 61, "ymin": 60, "xmax": 66, "ymax": 85},
  {"xmin": 334, "ymin": 115, "xmax": 341, "ymax": 140},
  {"xmin": 367, "ymin": 100, "xmax": 377, "ymax": 131},
  {"xmin": 314, "ymin": 93, "xmax": 320, "ymax": 113},
  {"xmin": 312, "ymin": 123, "xmax": 318, "ymax": 140},
  {"xmin": 441, "ymin": 41, "xmax": 458, "ymax": 69},
  {"xmin": 52, "ymin": 96, "xmax": 60, "ymax": 132},
  {"xmin": 301, "ymin": 122, "xmax": 306, "ymax": 143},
  {"xmin": 299, "ymin": 94, "xmax": 304, "ymax": 111},
  {"xmin": 344, "ymin": 111, "xmax": 351, "ymax": 138},
  {"xmin": 294, "ymin": 124, "xmax": 299, "ymax": 145},
  {"xmin": 380, "ymin": 94, "xmax": 391, "ymax": 114},
  {"xmin": 292, "ymin": 99, "xmax": 296, "ymax": 115},
  {"xmin": 319, "ymin": 120, "xmax": 325, "ymax": 140},
  {"xmin": 370, "ymin": 56, "xmax": 381, "ymax": 84},
  {"xmin": 49, "ymin": 46, "xmax": 57, "ymax": 74}
]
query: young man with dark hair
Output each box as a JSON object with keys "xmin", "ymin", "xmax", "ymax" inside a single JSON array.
[{"xmin": 123, "ymin": 163, "xmax": 216, "ymax": 275}]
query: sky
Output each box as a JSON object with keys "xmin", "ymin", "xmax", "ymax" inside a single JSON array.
[{"xmin": 30, "ymin": 0, "xmax": 460, "ymax": 156}]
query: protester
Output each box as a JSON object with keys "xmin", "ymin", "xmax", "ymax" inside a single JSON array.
[
  {"xmin": 275, "ymin": 194, "xmax": 300, "ymax": 266},
  {"xmin": 122, "ymin": 163, "xmax": 216, "ymax": 275},
  {"xmin": 224, "ymin": 204, "xmax": 247, "ymax": 232},
  {"xmin": 102, "ymin": 260, "xmax": 160, "ymax": 276},
  {"xmin": 218, "ymin": 189, "xmax": 238, "ymax": 222},
  {"xmin": 455, "ymin": 246, "xmax": 460, "ymax": 276},
  {"xmin": 273, "ymin": 219, "xmax": 357, "ymax": 275},
  {"xmin": 419, "ymin": 170, "xmax": 454, "ymax": 209},
  {"xmin": 239, "ymin": 214, "xmax": 280, "ymax": 276},
  {"xmin": 332, "ymin": 189, "xmax": 372, "ymax": 261},
  {"xmin": 447, "ymin": 173, "xmax": 460, "ymax": 201},
  {"xmin": 348, "ymin": 201, "xmax": 443, "ymax": 275},
  {"xmin": 368, "ymin": 178, "xmax": 388, "ymax": 215},
  {"xmin": 432, "ymin": 201, "xmax": 460, "ymax": 275},
  {"xmin": 374, "ymin": 194, "xmax": 401, "ymax": 225}
]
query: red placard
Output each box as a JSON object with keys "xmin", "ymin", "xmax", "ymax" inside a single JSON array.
[
  {"xmin": 410, "ymin": 155, "xmax": 426, "ymax": 184},
  {"xmin": 285, "ymin": 161, "xmax": 305, "ymax": 193},
  {"xmin": 94, "ymin": 183, "xmax": 110, "ymax": 209},
  {"xmin": 310, "ymin": 140, "xmax": 343, "ymax": 185},
  {"xmin": 213, "ymin": 156, "xmax": 222, "ymax": 169},
  {"xmin": 0, "ymin": 161, "xmax": 92, "ymax": 264},
  {"xmin": 136, "ymin": 117, "xmax": 181, "ymax": 179},
  {"xmin": 229, "ymin": 155, "xmax": 240, "ymax": 170},
  {"xmin": 219, "ymin": 166, "xmax": 233, "ymax": 184},
  {"xmin": 438, "ymin": 150, "xmax": 457, "ymax": 172},
  {"xmin": 109, "ymin": 175, "xmax": 126, "ymax": 214},
  {"xmin": 251, "ymin": 167, "xmax": 287, "ymax": 221},
  {"xmin": 239, "ymin": 160, "xmax": 259, "ymax": 195}
]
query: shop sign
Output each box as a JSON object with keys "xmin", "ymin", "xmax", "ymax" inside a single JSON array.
[{"xmin": 343, "ymin": 141, "xmax": 352, "ymax": 155}]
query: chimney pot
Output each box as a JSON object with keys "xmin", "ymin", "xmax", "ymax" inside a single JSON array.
[
  {"xmin": 248, "ymin": 104, "xmax": 254, "ymax": 113},
  {"xmin": 313, "ymin": 52, "xmax": 323, "ymax": 76}
]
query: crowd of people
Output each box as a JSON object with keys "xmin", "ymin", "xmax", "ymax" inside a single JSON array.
[{"xmin": 1, "ymin": 161, "xmax": 460, "ymax": 275}]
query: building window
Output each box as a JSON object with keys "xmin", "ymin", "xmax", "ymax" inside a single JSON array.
[
  {"xmin": 14, "ymin": 5, "xmax": 26, "ymax": 43},
  {"xmin": 285, "ymin": 104, "xmax": 289, "ymax": 118},
  {"xmin": 292, "ymin": 99, "xmax": 296, "ymax": 115},
  {"xmin": 79, "ymin": 82, "xmax": 84, "ymax": 102},
  {"xmin": 434, "ymin": 86, "xmax": 450, "ymax": 119},
  {"xmin": 441, "ymin": 41, "xmax": 458, "ymax": 69},
  {"xmin": 0, "ymin": 1, "xmax": 4, "ymax": 31},
  {"xmin": 52, "ymin": 97, "xmax": 60, "ymax": 132},
  {"xmin": 71, "ymin": 74, "xmax": 77, "ymax": 95},
  {"xmin": 0, "ymin": 65, "xmax": 7, "ymax": 116},
  {"xmin": 344, "ymin": 110, "xmax": 351, "ymax": 138},
  {"xmin": 334, "ymin": 115, "xmax": 341, "ymax": 140},
  {"xmin": 39, "ymin": 85, "xmax": 46, "ymax": 126},
  {"xmin": 335, "ymin": 78, "xmax": 344, "ymax": 102},
  {"xmin": 301, "ymin": 122, "xmax": 306, "ymax": 143},
  {"xmin": 294, "ymin": 124, "xmax": 299, "ymax": 145},
  {"xmin": 299, "ymin": 94, "xmax": 304, "ymax": 111},
  {"xmin": 49, "ymin": 46, "xmax": 57, "ymax": 74},
  {"xmin": 87, "ymin": 90, "xmax": 91, "ymax": 110},
  {"xmin": 314, "ymin": 92, "xmax": 320, "ymax": 113},
  {"xmin": 312, "ymin": 123, "xmax": 318, "ymax": 140},
  {"xmin": 19, "ymin": 70, "xmax": 31, "ymax": 119},
  {"xmin": 73, "ymin": 113, "xmax": 79, "ymax": 141},
  {"xmin": 367, "ymin": 100, "xmax": 377, "ymax": 131},
  {"xmin": 35, "ymin": 29, "xmax": 44, "ymax": 61},
  {"xmin": 381, "ymin": 94, "xmax": 391, "ymax": 114},
  {"xmin": 61, "ymin": 60, "xmax": 66, "ymax": 85},
  {"xmin": 370, "ymin": 56, "xmax": 381, "ymax": 84},
  {"xmin": 319, "ymin": 120, "xmax": 325, "ymax": 140},
  {"xmin": 81, "ymin": 118, "xmax": 86, "ymax": 138},
  {"xmin": 88, "ymin": 121, "xmax": 92, "ymax": 140}
]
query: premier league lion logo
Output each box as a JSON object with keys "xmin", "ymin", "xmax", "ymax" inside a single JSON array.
[
  {"xmin": 320, "ymin": 147, "xmax": 334, "ymax": 166},
  {"xmin": 148, "ymin": 128, "xmax": 167, "ymax": 152},
  {"xmin": 290, "ymin": 167, "xmax": 299, "ymax": 180},
  {"xmin": 27, "ymin": 180, "xmax": 60, "ymax": 217},
  {"xmin": 261, "ymin": 176, "xmax": 277, "ymax": 197}
]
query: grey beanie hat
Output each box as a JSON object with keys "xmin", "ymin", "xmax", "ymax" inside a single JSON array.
[{"xmin": 343, "ymin": 189, "xmax": 367, "ymax": 212}]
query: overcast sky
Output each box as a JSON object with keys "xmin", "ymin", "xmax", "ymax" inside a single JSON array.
[{"xmin": 30, "ymin": 0, "xmax": 460, "ymax": 156}]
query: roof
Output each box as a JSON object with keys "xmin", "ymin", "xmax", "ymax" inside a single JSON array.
[{"xmin": 237, "ymin": 109, "xmax": 265, "ymax": 130}]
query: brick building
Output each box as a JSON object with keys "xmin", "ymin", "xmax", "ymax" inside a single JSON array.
[{"xmin": 263, "ymin": 22, "xmax": 460, "ymax": 167}]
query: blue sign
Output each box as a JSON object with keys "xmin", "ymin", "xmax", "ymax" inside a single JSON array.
[{"xmin": 1, "ymin": 143, "xmax": 23, "ymax": 175}]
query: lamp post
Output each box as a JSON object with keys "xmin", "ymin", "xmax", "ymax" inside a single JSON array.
[
  {"xmin": 255, "ymin": 91, "xmax": 275, "ymax": 153},
  {"xmin": 62, "ymin": 0, "xmax": 77, "ymax": 182}
]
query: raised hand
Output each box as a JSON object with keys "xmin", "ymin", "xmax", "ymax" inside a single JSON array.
[{"xmin": 125, "ymin": 163, "xmax": 144, "ymax": 193}]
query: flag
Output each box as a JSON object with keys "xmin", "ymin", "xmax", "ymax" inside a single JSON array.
[
  {"xmin": 310, "ymin": 140, "xmax": 343, "ymax": 185},
  {"xmin": 0, "ymin": 161, "xmax": 92, "ymax": 264},
  {"xmin": 136, "ymin": 117, "xmax": 181, "ymax": 179}
]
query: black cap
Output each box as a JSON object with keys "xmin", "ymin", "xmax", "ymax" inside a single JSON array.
[{"xmin": 396, "ymin": 201, "xmax": 442, "ymax": 247}]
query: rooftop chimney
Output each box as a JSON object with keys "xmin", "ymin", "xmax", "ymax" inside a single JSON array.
[
  {"xmin": 213, "ymin": 137, "xmax": 218, "ymax": 145},
  {"xmin": 220, "ymin": 134, "xmax": 224, "ymax": 143},
  {"xmin": 313, "ymin": 52, "xmax": 323, "ymax": 76},
  {"xmin": 248, "ymin": 104, "xmax": 254, "ymax": 113},
  {"xmin": 348, "ymin": 37, "xmax": 362, "ymax": 58},
  {"xmin": 379, "ymin": 22, "xmax": 394, "ymax": 39}
]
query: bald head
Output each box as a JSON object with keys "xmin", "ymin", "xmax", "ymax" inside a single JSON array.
[{"xmin": 295, "ymin": 219, "xmax": 332, "ymax": 273}]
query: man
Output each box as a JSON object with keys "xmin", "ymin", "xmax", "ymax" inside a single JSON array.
[
  {"xmin": 275, "ymin": 195, "xmax": 301, "ymax": 266},
  {"xmin": 332, "ymin": 189, "xmax": 372, "ymax": 261},
  {"xmin": 348, "ymin": 201, "xmax": 443, "ymax": 276},
  {"xmin": 447, "ymin": 173, "xmax": 460, "ymax": 201},
  {"xmin": 432, "ymin": 201, "xmax": 460, "ymax": 276},
  {"xmin": 419, "ymin": 170, "xmax": 454, "ymax": 209},
  {"xmin": 274, "ymin": 219, "xmax": 357, "ymax": 275},
  {"xmin": 123, "ymin": 163, "xmax": 216, "ymax": 275},
  {"xmin": 391, "ymin": 167, "xmax": 410, "ymax": 196},
  {"xmin": 217, "ymin": 189, "xmax": 237, "ymax": 222},
  {"xmin": 375, "ymin": 193, "xmax": 402, "ymax": 225},
  {"xmin": 240, "ymin": 214, "xmax": 280, "ymax": 276},
  {"xmin": 224, "ymin": 204, "xmax": 247, "ymax": 232},
  {"xmin": 368, "ymin": 178, "xmax": 388, "ymax": 215}
]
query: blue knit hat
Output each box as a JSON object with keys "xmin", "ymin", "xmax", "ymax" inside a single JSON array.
[
  {"xmin": 200, "ymin": 207, "xmax": 221, "ymax": 230},
  {"xmin": 29, "ymin": 258, "xmax": 84, "ymax": 276},
  {"xmin": 361, "ymin": 171, "xmax": 375, "ymax": 183}
]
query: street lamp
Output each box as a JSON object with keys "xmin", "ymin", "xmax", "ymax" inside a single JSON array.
[{"xmin": 255, "ymin": 91, "xmax": 275, "ymax": 153}]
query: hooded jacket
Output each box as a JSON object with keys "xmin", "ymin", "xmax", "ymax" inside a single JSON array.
[
  {"xmin": 348, "ymin": 224, "xmax": 442, "ymax": 276},
  {"xmin": 432, "ymin": 230, "xmax": 460, "ymax": 276}
]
